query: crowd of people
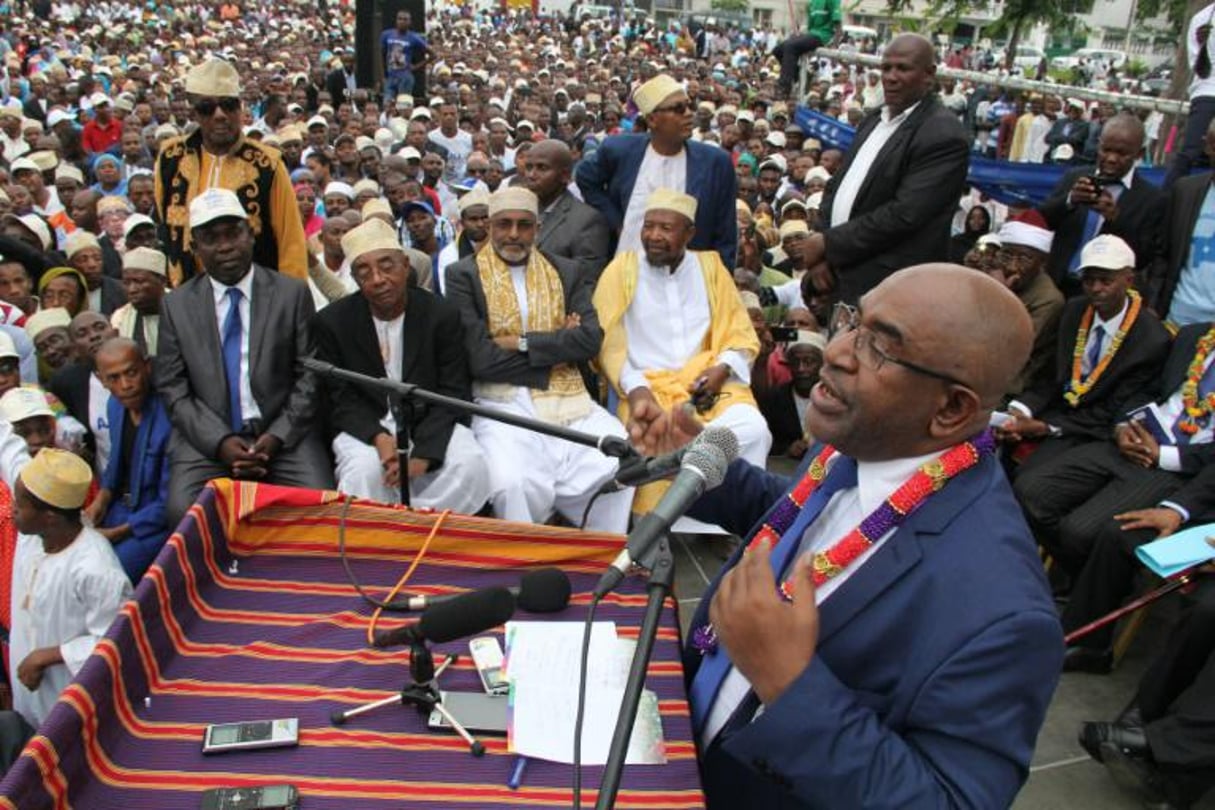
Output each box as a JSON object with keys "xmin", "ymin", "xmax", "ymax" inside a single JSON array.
[{"xmin": 0, "ymin": 0, "xmax": 1212, "ymax": 807}]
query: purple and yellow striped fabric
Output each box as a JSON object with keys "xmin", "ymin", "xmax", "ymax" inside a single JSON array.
[{"xmin": 0, "ymin": 481, "xmax": 706, "ymax": 809}]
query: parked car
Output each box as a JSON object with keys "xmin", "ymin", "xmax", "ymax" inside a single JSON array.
[
  {"xmin": 1014, "ymin": 45, "xmax": 1047, "ymax": 72},
  {"xmin": 1050, "ymin": 47, "xmax": 1128, "ymax": 72}
]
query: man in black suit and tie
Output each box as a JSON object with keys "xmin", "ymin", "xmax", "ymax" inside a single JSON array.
[
  {"xmin": 1038, "ymin": 114, "xmax": 1165, "ymax": 299},
  {"xmin": 800, "ymin": 34, "xmax": 969, "ymax": 305},
  {"xmin": 312, "ymin": 218, "xmax": 489, "ymax": 514},
  {"xmin": 1003, "ymin": 235, "xmax": 1172, "ymax": 475},
  {"xmin": 1150, "ymin": 118, "xmax": 1215, "ymax": 324},
  {"xmin": 525, "ymin": 140, "xmax": 611, "ymax": 287},
  {"xmin": 155, "ymin": 189, "xmax": 333, "ymax": 523},
  {"xmin": 1014, "ymin": 322, "xmax": 1215, "ymax": 594}
]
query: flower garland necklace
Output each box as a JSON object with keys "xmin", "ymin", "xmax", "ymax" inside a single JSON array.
[
  {"xmin": 690, "ymin": 431, "xmax": 997, "ymax": 656},
  {"xmin": 1063, "ymin": 290, "xmax": 1141, "ymax": 406},
  {"xmin": 1176, "ymin": 325, "xmax": 1215, "ymax": 436}
]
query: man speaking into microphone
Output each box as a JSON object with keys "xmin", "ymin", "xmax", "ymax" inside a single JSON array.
[{"xmin": 680, "ymin": 265, "xmax": 1063, "ymax": 809}]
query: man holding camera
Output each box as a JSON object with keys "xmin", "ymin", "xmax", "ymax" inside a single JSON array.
[{"xmin": 1038, "ymin": 114, "xmax": 1166, "ymax": 300}]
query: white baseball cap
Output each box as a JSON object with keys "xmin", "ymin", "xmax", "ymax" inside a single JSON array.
[
  {"xmin": 188, "ymin": 188, "xmax": 248, "ymax": 229},
  {"xmin": 0, "ymin": 387, "xmax": 53, "ymax": 423},
  {"xmin": 123, "ymin": 213, "xmax": 156, "ymax": 239},
  {"xmin": 1079, "ymin": 234, "xmax": 1136, "ymax": 272}
]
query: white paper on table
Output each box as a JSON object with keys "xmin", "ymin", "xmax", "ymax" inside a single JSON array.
[{"xmin": 503, "ymin": 623, "xmax": 667, "ymax": 765}]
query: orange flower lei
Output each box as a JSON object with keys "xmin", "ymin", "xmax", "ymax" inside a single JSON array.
[
  {"xmin": 1177, "ymin": 326, "xmax": 1215, "ymax": 436},
  {"xmin": 1063, "ymin": 290, "xmax": 1141, "ymax": 407}
]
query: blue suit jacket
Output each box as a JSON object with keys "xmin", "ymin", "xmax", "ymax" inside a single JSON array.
[
  {"xmin": 574, "ymin": 134, "xmax": 739, "ymax": 268},
  {"xmin": 101, "ymin": 393, "xmax": 171, "ymax": 541},
  {"xmin": 685, "ymin": 450, "xmax": 1063, "ymax": 809}
]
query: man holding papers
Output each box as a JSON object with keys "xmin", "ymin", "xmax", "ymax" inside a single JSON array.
[{"xmin": 1016, "ymin": 322, "xmax": 1215, "ymax": 673}]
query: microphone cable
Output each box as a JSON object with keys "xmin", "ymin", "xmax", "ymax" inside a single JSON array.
[{"xmin": 333, "ymin": 493, "xmax": 451, "ymax": 645}]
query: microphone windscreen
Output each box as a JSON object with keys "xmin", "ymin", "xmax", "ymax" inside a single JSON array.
[
  {"xmin": 418, "ymin": 586, "xmax": 516, "ymax": 643},
  {"xmin": 697, "ymin": 425, "xmax": 741, "ymax": 466},
  {"xmin": 516, "ymin": 568, "xmax": 572, "ymax": 613}
]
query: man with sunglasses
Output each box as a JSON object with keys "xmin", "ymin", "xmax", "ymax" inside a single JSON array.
[
  {"xmin": 576, "ymin": 73, "xmax": 738, "ymax": 268},
  {"xmin": 682, "ymin": 264, "xmax": 1061, "ymax": 810},
  {"xmin": 154, "ymin": 59, "xmax": 308, "ymax": 287}
]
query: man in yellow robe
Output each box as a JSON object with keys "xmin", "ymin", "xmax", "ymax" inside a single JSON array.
[{"xmin": 595, "ymin": 189, "xmax": 772, "ymax": 510}]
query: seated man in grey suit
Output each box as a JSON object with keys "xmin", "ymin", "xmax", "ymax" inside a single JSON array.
[
  {"xmin": 155, "ymin": 189, "xmax": 334, "ymax": 523},
  {"xmin": 525, "ymin": 140, "xmax": 612, "ymax": 286}
]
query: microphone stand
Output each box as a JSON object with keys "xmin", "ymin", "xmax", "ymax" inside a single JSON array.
[
  {"xmin": 303, "ymin": 359, "xmax": 639, "ymax": 462},
  {"xmin": 594, "ymin": 533, "xmax": 674, "ymax": 810}
]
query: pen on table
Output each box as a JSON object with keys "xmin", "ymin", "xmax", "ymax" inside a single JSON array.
[{"xmin": 507, "ymin": 755, "xmax": 528, "ymax": 790}]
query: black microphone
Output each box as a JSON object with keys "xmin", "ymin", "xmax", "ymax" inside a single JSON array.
[
  {"xmin": 388, "ymin": 568, "xmax": 572, "ymax": 613},
  {"xmin": 593, "ymin": 428, "xmax": 739, "ymax": 598},
  {"xmin": 596, "ymin": 425, "xmax": 740, "ymax": 493},
  {"xmin": 372, "ymin": 586, "xmax": 516, "ymax": 648}
]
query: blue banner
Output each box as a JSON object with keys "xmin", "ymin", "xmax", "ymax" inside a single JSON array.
[{"xmin": 793, "ymin": 106, "xmax": 1165, "ymax": 207}]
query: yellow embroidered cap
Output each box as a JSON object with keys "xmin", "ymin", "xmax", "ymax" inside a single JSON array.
[
  {"xmin": 341, "ymin": 218, "xmax": 402, "ymax": 265},
  {"xmin": 739, "ymin": 291, "xmax": 761, "ymax": 310},
  {"xmin": 54, "ymin": 164, "xmax": 84, "ymax": 185},
  {"xmin": 633, "ymin": 74, "xmax": 684, "ymax": 116},
  {"xmin": 458, "ymin": 187, "xmax": 491, "ymax": 215},
  {"xmin": 184, "ymin": 58, "xmax": 242, "ymax": 98},
  {"xmin": 19, "ymin": 447, "xmax": 92, "ymax": 509},
  {"xmin": 778, "ymin": 220, "xmax": 810, "ymax": 240},
  {"xmin": 64, "ymin": 230, "xmax": 101, "ymax": 259},
  {"xmin": 1079, "ymin": 234, "xmax": 1135, "ymax": 273},
  {"xmin": 25, "ymin": 307, "xmax": 71, "ymax": 342},
  {"xmin": 644, "ymin": 188, "xmax": 697, "ymax": 223},
  {"xmin": 123, "ymin": 247, "xmax": 168, "ymax": 277},
  {"xmin": 488, "ymin": 187, "xmax": 538, "ymax": 218},
  {"xmin": 0, "ymin": 387, "xmax": 52, "ymax": 422},
  {"xmin": 360, "ymin": 198, "xmax": 394, "ymax": 222}
]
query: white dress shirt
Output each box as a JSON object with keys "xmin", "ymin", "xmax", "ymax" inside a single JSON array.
[
  {"xmin": 618, "ymin": 252, "xmax": 751, "ymax": 394},
  {"xmin": 1157, "ymin": 351, "xmax": 1215, "ymax": 473},
  {"xmin": 702, "ymin": 449, "xmax": 940, "ymax": 744},
  {"xmin": 374, "ymin": 313, "xmax": 405, "ymax": 434},
  {"xmin": 618, "ymin": 146, "xmax": 688, "ymax": 257},
  {"xmin": 209, "ymin": 270, "xmax": 261, "ymax": 424},
  {"xmin": 830, "ymin": 102, "xmax": 919, "ymax": 227}
]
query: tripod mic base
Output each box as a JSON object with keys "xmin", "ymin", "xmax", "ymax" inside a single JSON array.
[
  {"xmin": 330, "ymin": 710, "xmax": 349, "ymax": 725},
  {"xmin": 471, "ymin": 741, "xmax": 486, "ymax": 757}
]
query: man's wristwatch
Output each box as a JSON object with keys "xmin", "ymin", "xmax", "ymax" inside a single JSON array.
[{"xmin": 518, "ymin": 336, "xmax": 529, "ymax": 353}]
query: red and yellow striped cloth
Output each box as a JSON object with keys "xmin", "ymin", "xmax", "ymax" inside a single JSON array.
[{"xmin": 0, "ymin": 480, "xmax": 705, "ymax": 809}]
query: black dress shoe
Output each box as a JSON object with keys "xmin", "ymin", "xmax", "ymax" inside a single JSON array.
[
  {"xmin": 1079, "ymin": 721, "xmax": 1149, "ymax": 763},
  {"xmin": 1062, "ymin": 646, "xmax": 1114, "ymax": 674},
  {"xmin": 1099, "ymin": 741, "xmax": 1190, "ymax": 808}
]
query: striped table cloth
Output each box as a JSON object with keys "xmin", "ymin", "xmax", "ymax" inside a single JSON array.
[{"xmin": 0, "ymin": 480, "xmax": 705, "ymax": 809}]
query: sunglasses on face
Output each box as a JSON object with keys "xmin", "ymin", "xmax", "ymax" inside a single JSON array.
[
  {"xmin": 194, "ymin": 97, "xmax": 241, "ymax": 116},
  {"xmin": 653, "ymin": 101, "xmax": 691, "ymax": 115}
]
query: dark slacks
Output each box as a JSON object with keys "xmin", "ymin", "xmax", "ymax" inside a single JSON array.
[
  {"xmin": 166, "ymin": 431, "xmax": 335, "ymax": 527},
  {"xmin": 772, "ymin": 34, "xmax": 824, "ymax": 95},
  {"xmin": 1164, "ymin": 95, "xmax": 1215, "ymax": 188},
  {"xmin": 1138, "ymin": 589, "xmax": 1215, "ymax": 804},
  {"xmin": 1014, "ymin": 441, "xmax": 1185, "ymax": 577}
]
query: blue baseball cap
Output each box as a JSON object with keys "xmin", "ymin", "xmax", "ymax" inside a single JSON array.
[{"xmin": 401, "ymin": 200, "xmax": 435, "ymax": 219}]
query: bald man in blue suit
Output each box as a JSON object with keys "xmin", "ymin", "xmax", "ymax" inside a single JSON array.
[
  {"xmin": 682, "ymin": 264, "xmax": 1063, "ymax": 810},
  {"xmin": 576, "ymin": 74, "xmax": 738, "ymax": 268}
]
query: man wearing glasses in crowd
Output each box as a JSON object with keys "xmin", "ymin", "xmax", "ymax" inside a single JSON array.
[{"xmin": 154, "ymin": 58, "xmax": 308, "ymax": 286}]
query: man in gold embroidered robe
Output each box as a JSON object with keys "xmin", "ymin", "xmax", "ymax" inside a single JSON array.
[
  {"xmin": 154, "ymin": 58, "xmax": 307, "ymax": 287},
  {"xmin": 595, "ymin": 188, "xmax": 771, "ymax": 512}
]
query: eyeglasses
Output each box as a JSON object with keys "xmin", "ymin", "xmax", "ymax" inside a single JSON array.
[
  {"xmin": 193, "ymin": 97, "xmax": 241, "ymax": 117},
  {"xmin": 832, "ymin": 303, "xmax": 970, "ymax": 388},
  {"xmin": 652, "ymin": 101, "xmax": 691, "ymax": 115}
]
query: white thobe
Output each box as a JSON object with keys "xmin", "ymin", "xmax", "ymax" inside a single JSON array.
[
  {"xmin": 618, "ymin": 252, "xmax": 772, "ymax": 467},
  {"xmin": 10, "ymin": 526, "xmax": 132, "ymax": 728},
  {"xmin": 617, "ymin": 146, "xmax": 687, "ymax": 257}
]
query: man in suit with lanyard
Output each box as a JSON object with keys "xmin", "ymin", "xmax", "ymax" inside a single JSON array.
[
  {"xmin": 799, "ymin": 34, "xmax": 969, "ymax": 305},
  {"xmin": 155, "ymin": 189, "xmax": 333, "ymax": 524},
  {"xmin": 680, "ymin": 264, "xmax": 1062, "ymax": 809}
]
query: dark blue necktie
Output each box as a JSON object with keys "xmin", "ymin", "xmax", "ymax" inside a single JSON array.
[
  {"xmin": 689, "ymin": 456, "xmax": 859, "ymax": 737},
  {"xmin": 1085, "ymin": 324, "xmax": 1105, "ymax": 377},
  {"xmin": 221, "ymin": 287, "xmax": 244, "ymax": 433}
]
